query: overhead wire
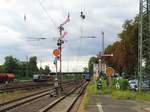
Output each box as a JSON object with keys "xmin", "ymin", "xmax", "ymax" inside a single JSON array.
[
  {"xmin": 78, "ymin": 0, "xmax": 92, "ymax": 71},
  {"xmin": 38, "ymin": 0, "xmax": 58, "ymax": 30},
  {"xmin": 76, "ymin": 0, "xmax": 87, "ymax": 72}
]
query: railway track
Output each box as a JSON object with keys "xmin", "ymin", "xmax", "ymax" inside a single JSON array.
[
  {"xmin": 0, "ymin": 81, "xmax": 80, "ymax": 112},
  {"xmin": 0, "ymin": 80, "xmax": 74, "ymax": 93},
  {"xmin": 0, "ymin": 82, "xmax": 52, "ymax": 93},
  {"xmin": 38, "ymin": 81, "xmax": 88, "ymax": 112}
]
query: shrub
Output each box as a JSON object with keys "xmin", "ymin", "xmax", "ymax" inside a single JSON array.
[{"xmin": 120, "ymin": 79, "xmax": 129, "ymax": 90}]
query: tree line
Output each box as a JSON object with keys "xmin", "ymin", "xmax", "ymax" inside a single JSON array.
[
  {"xmin": 0, "ymin": 56, "xmax": 51, "ymax": 79},
  {"xmin": 88, "ymin": 16, "xmax": 139, "ymax": 77},
  {"xmin": 105, "ymin": 17, "xmax": 138, "ymax": 76}
]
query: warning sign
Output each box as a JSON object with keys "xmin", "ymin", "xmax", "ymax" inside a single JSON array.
[
  {"xmin": 53, "ymin": 49, "xmax": 60, "ymax": 57},
  {"xmin": 106, "ymin": 67, "xmax": 114, "ymax": 77}
]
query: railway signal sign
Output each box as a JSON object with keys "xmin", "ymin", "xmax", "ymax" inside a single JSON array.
[
  {"xmin": 106, "ymin": 67, "xmax": 114, "ymax": 77},
  {"xmin": 53, "ymin": 49, "xmax": 60, "ymax": 57},
  {"xmin": 102, "ymin": 53, "xmax": 113, "ymax": 57},
  {"xmin": 97, "ymin": 53, "xmax": 113, "ymax": 59}
]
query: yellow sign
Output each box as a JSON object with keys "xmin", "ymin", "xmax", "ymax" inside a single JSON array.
[
  {"xmin": 106, "ymin": 67, "xmax": 114, "ymax": 77},
  {"xmin": 53, "ymin": 49, "xmax": 60, "ymax": 57}
]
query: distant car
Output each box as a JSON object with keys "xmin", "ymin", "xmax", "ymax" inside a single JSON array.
[
  {"xmin": 141, "ymin": 80, "xmax": 150, "ymax": 91},
  {"xmin": 128, "ymin": 79, "xmax": 150, "ymax": 91},
  {"xmin": 33, "ymin": 74, "xmax": 53, "ymax": 82},
  {"xmin": 129, "ymin": 79, "xmax": 138, "ymax": 91}
]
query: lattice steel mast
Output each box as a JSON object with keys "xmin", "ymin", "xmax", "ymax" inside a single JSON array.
[{"xmin": 138, "ymin": 0, "xmax": 150, "ymax": 91}]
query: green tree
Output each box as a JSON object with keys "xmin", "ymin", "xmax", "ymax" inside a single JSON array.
[
  {"xmin": 0, "ymin": 65, "xmax": 5, "ymax": 73},
  {"xmin": 44, "ymin": 65, "xmax": 51, "ymax": 74},
  {"xmin": 3, "ymin": 56, "xmax": 19, "ymax": 73},
  {"xmin": 28, "ymin": 56, "xmax": 38, "ymax": 77},
  {"xmin": 105, "ymin": 17, "xmax": 138, "ymax": 76},
  {"xmin": 83, "ymin": 67, "xmax": 89, "ymax": 72},
  {"xmin": 39, "ymin": 66, "xmax": 51, "ymax": 74}
]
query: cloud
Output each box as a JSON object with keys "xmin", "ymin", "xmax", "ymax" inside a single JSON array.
[{"xmin": 0, "ymin": 0, "xmax": 139, "ymax": 71}]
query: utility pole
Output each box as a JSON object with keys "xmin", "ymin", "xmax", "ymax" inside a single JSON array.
[
  {"xmin": 100, "ymin": 31, "xmax": 105, "ymax": 73},
  {"xmin": 26, "ymin": 56, "xmax": 29, "ymax": 78},
  {"xmin": 138, "ymin": 0, "xmax": 150, "ymax": 92},
  {"xmin": 101, "ymin": 31, "xmax": 105, "ymax": 55},
  {"xmin": 57, "ymin": 14, "xmax": 70, "ymax": 91},
  {"xmin": 58, "ymin": 34, "xmax": 63, "ymax": 91}
]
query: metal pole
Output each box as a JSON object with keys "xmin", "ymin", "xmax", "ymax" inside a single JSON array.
[
  {"xmin": 59, "ymin": 29, "xmax": 63, "ymax": 91},
  {"xmin": 101, "ymin": 31, "xmax": 104, "ymax": 73},
  {"xmin": 148, "ymin": 0, "xmax": 150, "ymax": 32},
  {"xmin": 60, "ymin": 41, "xmax": 63, "ymax": 90},
  {"xmin": 147, "ymin": 0, "xmax": 150, "ymax": 81},
  {"xmin": 138, "ymin": 0, "xmax": 143, "ymax": 92},
  {"xmin": 101, "ymin": 31, "xmax": 105, "ymax": 55},
  {"xmin": 26, "ymin": 56, "xmax": 28, "ymax": 78}
]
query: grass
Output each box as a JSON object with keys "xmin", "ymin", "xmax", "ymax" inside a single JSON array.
[
  {"xmin": 81, "ymin": 78, "xmax": 150, "ymax": 109},
  {"xmin": 101, "ymin": 87, "xmax": 150, "ymax": 101},
  {"xmin": 0, "ymin": 91, "xmax": 30, "ymax": 102},
  {"xmin": 111, "ymin": 90, "xmax": 137, "ymax": 100},
  {"xmin": 82, "ymin": 80, "xmax": 100, "ymax": 108}
]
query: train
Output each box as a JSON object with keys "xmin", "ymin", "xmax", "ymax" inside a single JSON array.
[
  {"xmin": 84, "ymin": 73, "xmax": 91, "ymax": 81},
  {"xmin": 33, "ymin": 74, "xmax": 53, "ymax": 82},
  {"xmin": 0, "ymin": 73, "xmax": 15, "ymax": 83}
]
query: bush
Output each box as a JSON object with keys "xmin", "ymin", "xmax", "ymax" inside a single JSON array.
[
  {"xmin": 111, "ymin": 78, "xmax": 128, "ymax": 90},
  {"xmin": 120, "ymin": 79, "xmax": 129, "ymax": 90},
  {"xmin": 111, "ymin": 90, "xmax": 136, "ymax": 100}
]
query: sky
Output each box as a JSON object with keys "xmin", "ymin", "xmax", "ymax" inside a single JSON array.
[{"xmin": 0, "ymin": 0, "xmax": 139, "ymax": 72}]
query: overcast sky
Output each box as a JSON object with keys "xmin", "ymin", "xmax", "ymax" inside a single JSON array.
[{"xmin": 0, "ymin": 0, "xmax": 139, "ymax": 72}]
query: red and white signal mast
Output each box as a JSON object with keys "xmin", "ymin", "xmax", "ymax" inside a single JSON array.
[{"xmin": 53, "ymin": 14, "xmax": 70, "ymax": 95}]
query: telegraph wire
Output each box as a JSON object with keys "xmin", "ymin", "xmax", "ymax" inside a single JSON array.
[{"xmin": 38, "ymin": 0, "xmax": 58, "ymax": 30}]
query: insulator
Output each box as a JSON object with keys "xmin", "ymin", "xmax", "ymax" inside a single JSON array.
[{"xmin": 57, "ymin": 42, "xmax": 61, "ymax": 46}]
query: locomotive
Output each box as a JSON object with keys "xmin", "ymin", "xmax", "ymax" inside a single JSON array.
[
  {"xmin": 84, "ymin": 73, "xmax": 91, "ymax": 81},
  {"xmin": 0, "ymin": 73, "xmax": 15, "ymax": 83},
  {"xmin": 33, "ymin": 74, "xmax": 53, "ymax": 82}
]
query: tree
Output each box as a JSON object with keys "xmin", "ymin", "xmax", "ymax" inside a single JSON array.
[
  {"xmin": 28, "ymin": 56, "xmax": 38, "ymax": 77},
  {"xmin": 39, "ymin": 66, "xmax": 51, "ymax": 74},
  {"xmin": 83, "ymin": 67, "xmax": 89, "ymax": 72},
  {"xmin": 0, "ymin": 65, "xmax": 5, "ymax": 73},
  {"xmin": 3, "ymin": 56, "xmax": 19, "ymax": 73},
  {"xmin": 44, "ymin": 65, "xmax": 51, "ymax": 74},
  {"xmin": 105, "ymin": 17, "xmax": 138, "ymax": 76}
]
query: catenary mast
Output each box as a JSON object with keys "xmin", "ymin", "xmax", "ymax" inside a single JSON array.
[{"xmin": 138, "ymin": 0, "xmax": 150, "ymax": 91}]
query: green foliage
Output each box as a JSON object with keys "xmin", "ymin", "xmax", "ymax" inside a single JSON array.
[
  {"xmin": 82, "ymin": 80, "xmax": 99, "ymax": 108},
  {"xmin": 105, "ymin": 17, "xmax": 138, "ymax": 76},
  {"xmin": 101, "ymin": 79, "xmax": 150, "ymax": 101},
  {"xmin": 0, "ymin": 55, "xmax": 51, "ymax": 80},
  {"xmin": 39, "ymin": 65, "xmax": 51, "ymax": 74},
  {"xmin": 81, "ymin": 79, "xmax": 150, "ymax": 109},
  {"xmin": 3, "ymin": 56, "xmax": 19, "ymax": 73},
  {"xmin": 112, "ymin": 78, "xmax": 128, "ymax": 90},
  {"xmin": 83, "ymin": 67, "xmax": 89, "ymax": 72},
  {"xmin": 28, "ymin": 56, "xmax": 38, "ymax": 76},
  {"xmin": 44, "ymin": 65, "xmax": 51, "ymax": 74},
  {"xmin": 111, "ymin": 90, "xmax": 136, "ymax": 100},
  {"xmin": 63, "ymin": 74, "xmax": 83, "ymax": 81},
  {"xmin": 110, "ymin": 90, "xmax": 150, "ymax": 101},
  {"xmin": 120, "ymin": 79, "xmax": 129, "ymax": 90},
  {"xmin": 86, "ymin": 81, "xmax": 99, "ymax": 95}
]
